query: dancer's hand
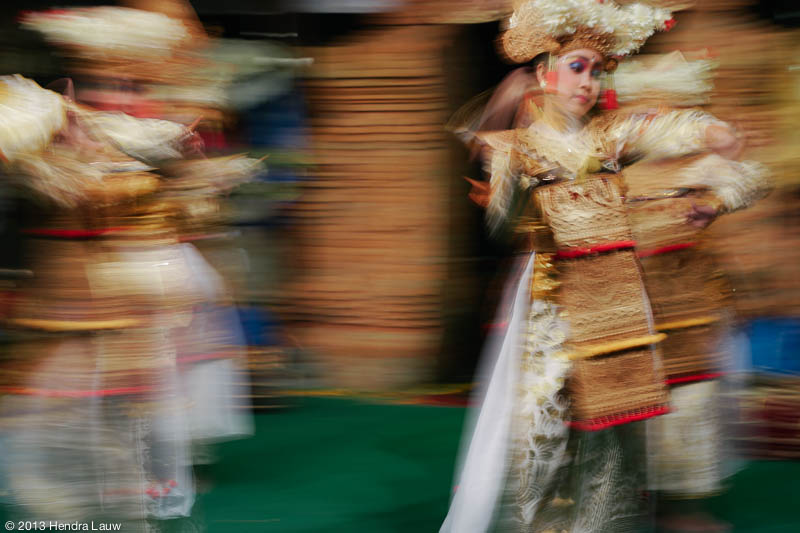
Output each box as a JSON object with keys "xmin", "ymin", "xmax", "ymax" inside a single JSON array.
[
  {"xmin": 464, "ymin": 177, "xmax": 490, "ymax": 208},
  {"xmin": 686, "ymin": 201, "xmax": 719, "ymax": 229},
  {"xmin": 705, "ymin": 123, "xmax": 743, "ymax": 160}
]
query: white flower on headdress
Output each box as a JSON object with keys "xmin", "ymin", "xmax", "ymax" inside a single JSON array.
[
  {"xmin": 541, "ymin": 3, "xmax": 573, "ymax": 35},
  {"xmin": 518, "ymin": 0, "xmax": 672, "ymax": 57}
]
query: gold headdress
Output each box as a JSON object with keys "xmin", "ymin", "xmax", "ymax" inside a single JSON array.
[{"xmin": 501, "ymin": 0, "xmax": 676, "ymax": 66}]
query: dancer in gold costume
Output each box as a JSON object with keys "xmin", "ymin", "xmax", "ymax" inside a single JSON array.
[{"xmin": 441, "ymin": 2, "xmax": 768, "ymax": 532}]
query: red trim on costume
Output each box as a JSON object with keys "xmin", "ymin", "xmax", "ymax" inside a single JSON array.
[
  {"xmin": 567, "ymin": 405, "xmax": 671, "ymax": 431},
  {"xmin": 554, "ymin": 240, "xmax": 636, "ymax": 260},
  {"xmin": 23, "ymin": 227, "xmax": 132, "ymax": 238},
  {"xmin": 665, "ymin": 372, "xmax": 724, "ymax": 385},
  {"xmin": 0, "ymin": 385, "xmax": 154, "ymax": 397},
  {"xmin": 637, "ymin": 242, "xmax": 698, "ymax": 258}
]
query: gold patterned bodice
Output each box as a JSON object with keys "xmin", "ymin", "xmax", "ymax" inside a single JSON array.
[{"xmin": 518, "ymin": 174, "xmax": 670, "ymax": 424}]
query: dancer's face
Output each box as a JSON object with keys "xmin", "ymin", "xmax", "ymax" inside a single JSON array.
[{"xmin": 538, "ymin": 48, "xmax": 604, "ymax": 119}]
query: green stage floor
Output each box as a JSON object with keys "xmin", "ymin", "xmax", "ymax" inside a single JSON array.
[
  {"xmin": 195, "ymin": 397, "xmax": 463, "ymax": 533},
  {"xmin": 196, "ymin": 397, "xmax": 800, "ymax": 532}
]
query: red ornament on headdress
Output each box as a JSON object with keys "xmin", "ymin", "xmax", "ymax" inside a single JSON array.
[
  {"xmin": 599, "ymin": 89, "xmax": 618, "ymax": 110},
  {"xmin": 663, "ymin": 18, "xmax": 676, "ymax": 31}
]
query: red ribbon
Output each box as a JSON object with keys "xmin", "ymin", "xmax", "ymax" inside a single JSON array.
[
  {"xmin": 665, "ymin": 372, "xmax": 724, "ymax": 386},
  {"xmin": 554, "ymin": 240, "xmax": 636, "ymax": 260}
]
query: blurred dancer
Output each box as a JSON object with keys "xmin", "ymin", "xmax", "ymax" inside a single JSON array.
[
  {"xmin": 21, "ymin": 0, "xmax": 258, "ymax": 451},
  {"xmin": 0, "ymin": 71, "xmax": 256, "ymax": 529},
  {"xmin": 0, "ymin": 74, "xmax": 196, "ymax": 527},
  {"xmin": 618, "ymin": 56, "xmax": 770, "ymax": 531},
  {"xmin": 441, "ymin": 2, "xmax": 768, "ymax": 532}
]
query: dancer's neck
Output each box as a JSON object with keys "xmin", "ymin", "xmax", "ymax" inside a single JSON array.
[{"xmin": 539, "ymin": 98, "xmax": 587, "ymax": 134}]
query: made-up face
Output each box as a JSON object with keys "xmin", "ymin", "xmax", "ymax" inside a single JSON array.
[{"xmin": 538, "ymin": 48, "xmax": 604, "ymax": 119}]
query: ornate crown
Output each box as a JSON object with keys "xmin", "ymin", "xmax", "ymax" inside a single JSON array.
[{"xmin": 501, "ymin": 0, "xmax": 676, "ymax": 65}]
